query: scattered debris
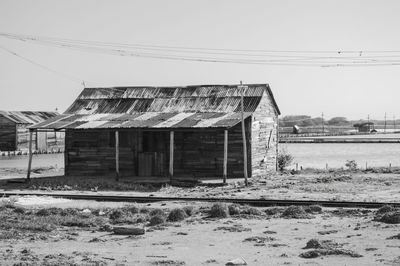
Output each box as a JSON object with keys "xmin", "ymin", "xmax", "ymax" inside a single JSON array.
[
  {"xmin": 151, "ymin": 259, "xmax": 186, "ymax": 265},
  {"xmin": 243, "ymin": 236, "xmax": 275, "ymax": 244},
  {"xmin": 317, "ymin": 230, "xmax": 338, "ymax": 235},
  {"xmin": 300, "ymin": 239, "xmax": 362, "ymax": 259},
  {"xmin": 214, "ymin": 225, "xmax": 251, "ymax": 233},
  {"xmin": 112, "ymin": 227, "xmax": 145, "ymax": 235},
  {"xmin": 225, "ymin": 257, "xmax": 247, "ymax": 265},
  {"xmin": 387, "ymin": 233, "xmax": 400, "ymax": 240}
]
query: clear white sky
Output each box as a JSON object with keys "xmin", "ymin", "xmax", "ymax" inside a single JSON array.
[{"xmin": 1, "ymin": 0, "xmax": 400, "ymax": 120}]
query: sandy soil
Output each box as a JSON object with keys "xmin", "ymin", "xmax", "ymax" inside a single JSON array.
[
  {"xmin": 2, "ymin": 170, "xmax": 399, "ymax": 204},
  {"xmin": 0, "ymin": 200, "xmax": 399, "ymax": 266}
]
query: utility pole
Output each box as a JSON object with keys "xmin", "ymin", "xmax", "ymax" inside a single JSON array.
[
  {"xmin": 321, "ymin": 112, "xmax": 324, "ymax": 134},
  {"xmin": 394, "ymin": 115, "xmax": 396, "ymax": 131},
  {"xmin": 384, "ymin": 112, "xmax": 387, "ymax": 133},
  {"xmin": 239, "ymin": 81, "xmax": 248, "ymax": 186}
]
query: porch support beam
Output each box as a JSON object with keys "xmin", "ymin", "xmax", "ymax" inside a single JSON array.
[
  {"xmin": 169, "ymin": 131, "xmax": 174, "ymax": 178},
  {"xmin": 223, "ymin": 129, "xmax": 228, "ymax": 184},
  {"xmin": 115, "ymin": 130, "xmax": 120, "ymax": 181},
  {"xmin": 26, "ymin": 129, "xmax": 34, "ymax": 182}
]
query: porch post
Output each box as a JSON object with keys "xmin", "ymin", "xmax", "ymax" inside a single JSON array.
[
  {"xmin": 223, "ymin": 129, "xmax": 228, "ymax": 184},
  {"xmin": 115, "ymin": 130, "xmax": 120, "ymax": 181},
  {"xmin": 169, "ymin": 131, "xmax": 174, "ymax": 178},
  {"xmin": 26, "ymin": 129, "xmax": 34, "ymax": 181}
]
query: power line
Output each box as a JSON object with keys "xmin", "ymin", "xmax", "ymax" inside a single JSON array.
[
  {"xmin": 0, "ymin": 44, "xmax": 88, "ymax": 84},
  {"xmin": 2, "ymin": 32, "xmax": 400, "ymax": 67}
]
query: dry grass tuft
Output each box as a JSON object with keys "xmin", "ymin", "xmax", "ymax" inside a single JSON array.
[
  {"xmin": 167, "ymin": 208, "xmax": 187, "ymax": 222},
  {"xmin": 281, "ymin": 206, "xmax": 312, "ymax": 219},
  {"xmin": 209, "ymin": 203, "xmax": 229, "ymax": 218},
  {"xmin": 376, "ymin": 211, "xmax": 400, "ymax": 224},
  {"xmin": 150, "ymin": 208, "xmax": 165, "ymax": 217},
  {"xmin": 228, "ymin": 204, "xmax": 241, "ymax": 215},
  {"xmin": 149, "ymin": 215, "xmax": 166, "ymax": 226}
]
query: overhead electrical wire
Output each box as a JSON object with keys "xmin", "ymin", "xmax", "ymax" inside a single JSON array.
[
  {"xmin": 0, "ymin": 44, "xmax": 90, "ymax": 84},
  {"xmin": 1, "ymin": 32, "xmax": 400, "ymax": 67}
]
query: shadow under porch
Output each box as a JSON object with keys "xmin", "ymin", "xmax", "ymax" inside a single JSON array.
[{"xmin": 63, "ymin": 124, "xmax": 251, "ymax": 181}]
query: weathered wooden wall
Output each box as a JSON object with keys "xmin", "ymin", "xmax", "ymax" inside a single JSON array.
[
  {"xmin": 0, "ymin": 116, "xmax": 16, "ymax": 151},
  {"xmin": 65, "ymin": 130, "xmax": 134, "ymax": 176},
  {"xmin": 65, "ymin": 125, "xmax": 252, "ymax": 179},
  {"xmin": 174, "ymin": 120, "xmax": 251, "ymax": 178},
  {"xmin": 251, "ymin": 90, "xmax": 279, "ymax": 176}
]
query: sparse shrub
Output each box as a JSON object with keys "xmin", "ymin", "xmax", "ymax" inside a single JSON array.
[
  {"xmin": 167, "ymin": 208, "xmax": 187, "ymax": 222},
  {"xmin": 126, "ymin": 206, "xmax": 139, "ymax": 214},
  {"xmin": 60, "ymin": 208, "xmax": 79, "ymax": 216},
  {"xmin": 242, "ymin": 207, "xmax": 263, "ymax": 216},
  {"xmin": 36, "ymin": 207, "xmax": 62, "ymax": 216},
  {"xmin": 376, "ymin": 205, "xmax": 395, "ymax": 215},
  {"xmin": 149, "ymin": 215, "xmax": 166, "ymax": 226},
  {"xmin": 183, "ymin": 206, "xmax": 194, "ymax": 216},
  {"xmin": 109, "ymin": 209, "xmax": 125, "ymax": 220},
  {"xmin": 304, "ymin": 239, "xmax": 327, "ymax": 249},
  {"xmin": 376, "ymin": 211, "xmax": 400, "ymax": 224},
  {"xmin": 228, "ymin": 204, "xmax": 241, "ymax": 215},
  {"xmin": 345, "ymin": 160, "xmax": 358, "ymax": 171},
  {"xmin": 136, "ymin": 214, "xmax": 149, "ymax": 223},
  {"xmin": 304, "ymin": 205, "xmax": 322, "ymax": 213},
  {"xmin": 61, "ymin": 216, "xmax": 106, "ymax": 228},
  {"xmin": 265, "ymin": 207, "xmax": 283, "ymax": 216},
  {"xmin": 13, "ymin": 207, "xmax": 26, "ymax": 214},
  {"xmin": 281, "ymin": 206, "xmax": 311, "ymax": 219},
  {"xmin": 209, "ymin": 203, "xmax": 229, "ymax": 218},
  {"xmin": 140, "ymin": 207, "xmax": 150, "ymax": 214},
  {"xmin": 277, "ymin": 150, "xmax": 294, "ymax": 171},
  {"xmin": 150, "ymin": 208, "xmax": 165, "ymax": 217}
]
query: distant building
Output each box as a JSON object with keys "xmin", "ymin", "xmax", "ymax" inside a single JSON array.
[
  {"xmin": 31, "ymin": 84, "xmax": 281, "ymax": 180},
  {"xmin": 353, "ymin": 122, "xmax": 375, "ymax": 133},
  {"xmin": 0, "ymin": 111, "xmax": 63, "ymax": 151},
  {"xmin": 292, "ymin": 125, "xmax": 301, "ymax": 134}
]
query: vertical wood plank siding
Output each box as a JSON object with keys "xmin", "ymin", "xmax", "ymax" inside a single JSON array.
[
  {"xmin": 65, "ymin": 130, "xmax": 135, "ymax": 176},
  {"xmin": 0, "ymin": 116, "xmax": 16, "ymax": 151},
  {"xmin": 251, "ymin": 90, "xmax": 279, "ymax": 176}
]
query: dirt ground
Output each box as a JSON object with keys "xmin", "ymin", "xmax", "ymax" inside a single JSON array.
[
  {"xmin": 1, "ymin": 160, "xmax": 400, "ymax": 265},
  {"xmin": 0, "ymin": 199, "xmax": 399, "ymax": 266},
  {"xmin": 1, "ymin": 168, "xmax": 400, "ymax": 203}
]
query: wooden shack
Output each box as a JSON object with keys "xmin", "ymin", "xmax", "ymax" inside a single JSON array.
[
  {"xmin": 354, "ymin": 122, "xmax": 375, "ymax": 133},
  {"xmin": 31, "ymin": 84, "xmax": 280, "ymax": 180},
  {"xmin": 0, "ymin": 111, "xmax": 63, "ymax": 151}
]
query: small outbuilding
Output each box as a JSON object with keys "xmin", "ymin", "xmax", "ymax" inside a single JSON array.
[
  {"xmin": 31, "ymin": 84, "xmax": 280, "ymax": 181},
  {"xmin": 354, "ymin": 122, "xmax": 375, "ymax": 133},
  {"xmin": 0, "ymin": 111, "xmax": 63, "ymax": 152}
]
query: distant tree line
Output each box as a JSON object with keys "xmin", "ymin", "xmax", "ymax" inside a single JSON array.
[
  {"xmin": 279, "ymin": 115, "xmax": 350, "ymax": 127},
  {"xmin": 280, "ymin": 115, "xmax": 400, "ymax": 128}
]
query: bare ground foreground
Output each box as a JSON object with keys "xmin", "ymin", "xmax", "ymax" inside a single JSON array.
[
  {"xmin": 0, "ymin": 166, "xmax": 400, "ymax": 265},
  {"xmin": 1, "ymin": 197, "xmax": 400, "ymax": 266},
  {"xmin": 1, "ymin": 167, "xmax": 400, "ymax": 203}
]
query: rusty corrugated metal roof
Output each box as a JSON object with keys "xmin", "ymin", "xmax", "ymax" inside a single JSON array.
[
  {"xmin": 30, "ymin": 84, "xmax": 279, "ymax": 130},
  {"xmin": 31, "ymin": 112, "xmax": 253, "ymax": 130},
  {"xmin": 0, "ymin": 111, "xmax": 59, "ymax": 124},
  {"xmin": 64, "ymin": 84, "xmax": 279, "ymax": 114}
]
